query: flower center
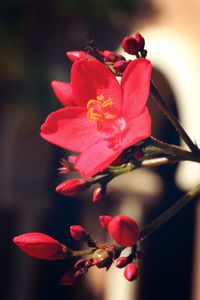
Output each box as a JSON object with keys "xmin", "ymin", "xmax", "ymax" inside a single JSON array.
[
  {"xmin": 87, "ymin": 94, "xmax": 116, "ymax": 124},
  {"xmin": 87, "ymin": 94, "xmax": 126, "ymax": 149}
]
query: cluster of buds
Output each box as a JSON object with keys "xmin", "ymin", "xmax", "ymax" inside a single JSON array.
[
  {"xmin": 13, "ymin": 215, "xmax": 142, "ymax": 285},
  {"xmin": 56, "ymin": 146, "xmax": 145, "ymax": 202}
]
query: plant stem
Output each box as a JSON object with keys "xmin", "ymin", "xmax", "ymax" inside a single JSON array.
[
  {"xmin": 150, "ymin": 81, "xmax": 199, "ymax": 153},
  {"xmin": 72, "ymin": 247, "xmax": 97, "ymax": 257},
  {"xmin": 140, "ymin": 184, "xmax": 200, "ymax": 241},
  {"xmin": 148, "ymin": 137, "xmax": 200, "ymax": 163}
]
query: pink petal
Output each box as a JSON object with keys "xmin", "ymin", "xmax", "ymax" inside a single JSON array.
[
  {"xmin": 71, "ymin": 60, "xmax": 122, "ymax": 112},
  {"xmin": 122, "ymin": 107, "xmax": 151, "ymax": 149},
  {"xmin": 51, "ymin": 81, "xmax": 75, "ymax": 106},
  {"xmin": 40, "ymin": 107, "xmax": 101, "ymax": 152},
  {"xmin": 121, "ymin": 58, "xmax": 152, "ymax": 121},
  {"xmin": 75, "ymin": 140, "xmax": 122, "ymax": 178}
]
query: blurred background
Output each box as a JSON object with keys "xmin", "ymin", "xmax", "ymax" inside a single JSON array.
[{"xmin": 1, "ymin": 0, "xmax": 200, "ymax": 299}]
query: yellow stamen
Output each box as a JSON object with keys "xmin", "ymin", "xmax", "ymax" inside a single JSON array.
[{"xmin": 87, "ymin": 94, "xmax": 116, "ymax": 124}]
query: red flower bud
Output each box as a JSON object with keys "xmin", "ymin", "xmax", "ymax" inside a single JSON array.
[
  {"xmin": 113, "ymin": 60, "xmax": 130, "ymax": 73},
  {"xmin": 135, "ymin": 32, "xmax": 145, "ymax": 51},
  {"xmin": 56, "ymin": 179, "xmax": 90, "ymax": 196},
  {"xmin": 59, "ymin": 269, "xmax": 84, "ymax": 286},
  {"xmin": 66, "ymin": 51, "xmax": 95, "ymax": 62},
  {"xmin": 108, "ymin": 215, "xmax": 139, "ymax": 247},
  {"xmin": 115, "ymin": 256, "xmax": 130, "ymax": 268},
  {"xmin": 97, "ymin": 50, "xmax": 125, "ymax": 63},
  {"xmin": 124, "ymin": 263, "xmax": 138, "ymax": 281},
  {"xmin": 122, "ymin": 36, "xmax": 139, "ymax": 55},
  {"xmin": 92, "ymin": 186, "xmax": 106, "ymax": 203},
  {"xmin": 70, "ymin": 225, "xmax": 90, "ymax": 242},
  {"xmin": 99, "ymin": 215, "xmax": 113, "ymax": 230},
  {"xmin": 13, "ymin": 232, "xmax": 69, "ymax": 260}
]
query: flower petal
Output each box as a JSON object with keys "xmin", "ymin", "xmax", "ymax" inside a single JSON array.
[
  {"xmin": 121, "ymin": 58, "xmax": 152, "ymax": 121},
  {"xmin": 51, "ymin": 81, "xmax": 75, "ymax": 106},
  {"xmin": 75, "ymin": 140, "xmax": 122, "ymax": 178},
  {"xmin": 71, "ymin": 60, "xmax": 122, "ymax": 111},
  {"xmin": 40, "ymin": 107, "xmax": 101, "ymax": 152},
  {"xmin": 122, "ymin": 107, "xmax": 151, "ymax": 149}
]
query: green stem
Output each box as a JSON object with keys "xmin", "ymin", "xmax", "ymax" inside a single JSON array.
[
  {"xmin": 150, "ymin": 82, "xmax": 199, "ymax": 153},
  {"xmin": 72, "ymin": 247, "xmax": 97, "ymax": 257},
  {"xmin": 148, "ymin": 137, "xmax": 200, "ymax": 163},
  {"xmin": 140, "ymin": 184, "xmax": 200, "ymax": 241}
]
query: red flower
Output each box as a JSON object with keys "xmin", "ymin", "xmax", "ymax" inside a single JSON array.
[
  {"xmin": 40, "ymin": 58, "xmax": 152, "ymax": 178},
  {"xmin": 13, "ymin": 232, "xmax": 69, "ymax": 260},
  {"xmin": 107, "ymin": 215, "xmax": 139, "ymax": 247}
]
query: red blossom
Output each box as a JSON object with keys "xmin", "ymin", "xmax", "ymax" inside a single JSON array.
[
  {"xmin": 40, "ymin": 58, "xmax": 152, "ymax": 178},
  {"xmin": 56, "ymin": 178, "xmax": 90, "ymax": 196},
  {"xmin": 13, "ymin": 232, "xmax": 68, "ymax": 260},
  {"xmin": 107, "ymin": 215, "xmax": 139, "ymax": 247},
  {"xmin": 124, "ymin": 263, "xmax": 138, "ymax": 281}
]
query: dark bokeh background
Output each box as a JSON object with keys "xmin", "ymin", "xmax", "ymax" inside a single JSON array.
[{"xmin": 0, "ymin": 1, "xmax": 195, "ymax": 300}]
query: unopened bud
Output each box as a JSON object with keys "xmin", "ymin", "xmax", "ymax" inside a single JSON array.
[
  {"xmin": 122, "ymin": 36, "xmax": 139, "ymax": 55},
  {"xmin": 113, "ymin": 60, "xmax": 130, "ymax": 73},
  {"xmin": 99, "ymin": 215, "xmax": 113, "ymax": 230},
  {"xmin": 92, "ymin": 186, "xmax": 106, "ymax": 203},
  {"xmin": 70, "ymin": 225, "xmax": 96, "ymax": 247},
  {"xmin": 115, "ymin": 256, "xmax": 130, "ymax": 268},
  {"xmin": 97, "ymin": 50, "xmax": 125, "ymax": 63},
  {"xmin": 66, "ymin": 51, "xmax": 95, "ymax": 62},
  {"xmin": 59, "ymin": 269, "xmax": 84, "ymax": 286},
  {"xmin": 108, "ymin": 215, "xmax": 139, "ymax": 247},
  {"xmin": 135, "ymin": 32, "xmax": 145, "ymax": 51},
  {"xmin": 56, "ymin": 178, "xmax": 90, "ymax": 196},
  {"xmin": 13, "ymin": 232, "xmax": 69, "ymax": 260},
  {"xmin": 124, "ymin": 263, "xmax": 138, "ymax": 281}
]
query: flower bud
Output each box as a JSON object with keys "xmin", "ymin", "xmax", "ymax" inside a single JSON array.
[
  {"xmin": 13, "ymin": 232, "xmax": 69, "ymax": 260},
  {"xmin": 99, "ymin": 215, "xmax": 113, "ymax": 230},
  {"xmin": 115, "ymin": 256, "xmax": 130, "ymax": 268},
  {"xmin": 56, "ymin": 178, "xmax": 90, "ymax": 196},
  {"xmin": 59, "ymin": 269, "xmax": 84, "ymax": 286},
  {"xmin": 70, "ymin": 225, "xmax": 90, "ymax": 242},
  {"xmin": 108, "ymin": 215, "xmax": 139, "ymax": 247},
  {"xmin": 66, "ymin": 51, "xmax": 95, "ymax": 62},
  {"xmin": 113, "ymin": 60, "xmax": 130, "ymax": 73},
  {"xmin": 92, "ymin": 249, "xmax": 112, "ymax": 268},
  {"xmin": 135, "ymin": 32, "xmax": 145, "ymax": 51},
  {"xmin": 92, "ymin": 186, "xmax": 106, "ymax": 203},
  {"xmin": 97, "ymin": 50, "xmax": 125, "ymax": 63},
  {"xmin": 122, "ymin": 36, "xmax": 139, "ymax": 55},
  {"xmin": 124, "ymin": 263, "xmax": 138, "ymax": 281}
]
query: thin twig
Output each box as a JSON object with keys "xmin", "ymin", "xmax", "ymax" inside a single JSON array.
[
  {"xmin": 150, "ymin": 81, "xmax": 199, "ymax": 153},
  {"xmin": 140, "ymin": 184, "xmax": 200, "ymax": 241}
]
